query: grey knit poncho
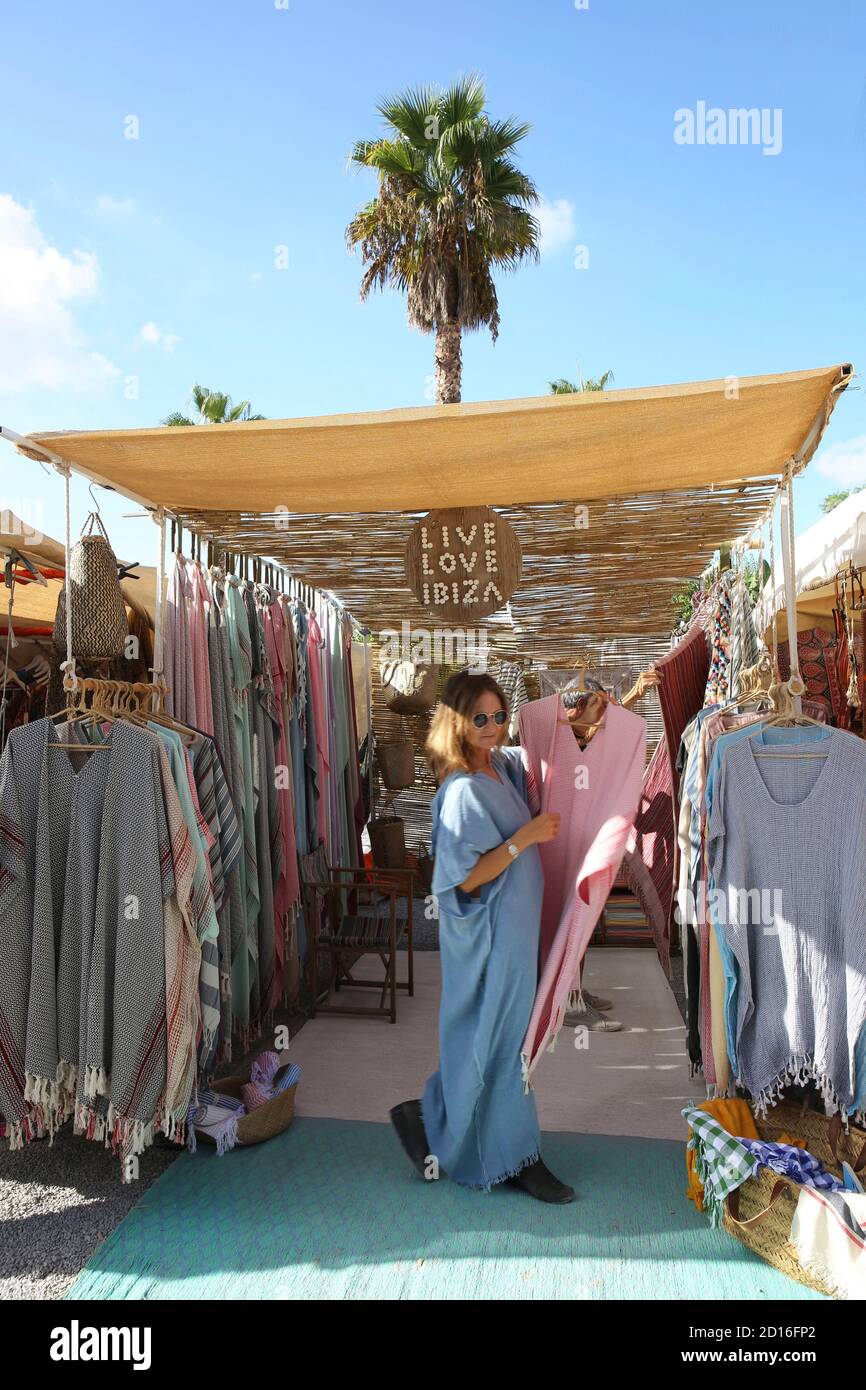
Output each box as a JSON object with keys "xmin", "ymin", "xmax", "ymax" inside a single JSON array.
[
  {"xmin": 0, "ymin": 718, "xmax": 169, "ymax": 1160},
  {"xmin": 708, "ymin": 726, "xmax": 866, "ymax": 1116}
]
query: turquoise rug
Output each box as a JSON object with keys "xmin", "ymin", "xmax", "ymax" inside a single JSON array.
[{"xmin": 68, "ymin": 1120, "xmax": 825, "ymax": 1300}]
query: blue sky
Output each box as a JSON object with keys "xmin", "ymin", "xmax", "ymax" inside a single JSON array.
[{"xmin": 1, "ymin": 0, "xmax": 864, "ymax": 566}]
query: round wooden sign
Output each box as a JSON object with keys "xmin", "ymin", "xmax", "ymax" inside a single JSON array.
[{"xmin": 405, "ymin": 507, "xmax": 522, "ymax": 622}]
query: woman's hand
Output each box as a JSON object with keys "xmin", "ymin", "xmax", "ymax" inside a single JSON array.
[
  {"xmin": 458, "ymin": 812, "xmax": 561, "ymax": 893},
  {"xmin": 518, "ymin": 812, "xmax": 561, "ymax": 847},
  {"xmin": 621, "ymin": 666, "xmax": 661, "ymax": 708},
  {"xmin": 565, "ymin": 691, "xmax": 609, "ymax": 739}
]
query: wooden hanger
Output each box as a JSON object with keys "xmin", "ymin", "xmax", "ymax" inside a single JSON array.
[
  {"xmin": 47, "ymin": 679, "xmax": 114, "ymax": 751},
  {"xmin": 744, "ymin": 709, "xmax": 831, "ymax": 759}
]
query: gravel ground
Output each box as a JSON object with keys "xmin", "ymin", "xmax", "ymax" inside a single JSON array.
[
  {"xmin": 0, "ymin": 1128, "xmax": 179, "ymax": 1300},
  {"xmin": 0, "ymin": 1006, "xmax": 306, "ymax": 1300}
]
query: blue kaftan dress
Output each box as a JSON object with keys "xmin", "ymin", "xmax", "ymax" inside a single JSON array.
[{"xmin": 421, "ymin": 746, "xmax": 544, "ymax": 1190}]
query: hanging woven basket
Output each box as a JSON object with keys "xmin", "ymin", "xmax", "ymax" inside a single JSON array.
[
  {"xmin": 53, "ymin": 511, "xmax": 129, "ymax": 660},
  {"xmin": 379, "ymin": 658, "xmax": 438, "ymax": 714},
  {"xmin": 368, "ymin": 810, "xmax": 406, "ymax": 870},
  {"xmin": 377, "ymin": 739, "xmax": 415, "ymax": 790}
]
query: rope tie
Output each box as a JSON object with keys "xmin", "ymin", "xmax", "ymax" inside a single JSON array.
[
  {"xmin": 53, "ymin": 459, "xmax": 77, "ymax": 693},
  {"xmin": 779, "ymin": 464, "xmax": 804, "ymax": 712},
  {"xmin": 769, "ymin": 495, "xmax": 779, "ymax": 678},
  {"xmin": 150, "ymin": 506, "xmax": 167, "ymax": 713}
]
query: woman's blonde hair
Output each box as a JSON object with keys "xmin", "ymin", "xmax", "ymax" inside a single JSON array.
[{"xmin": 425, "ymin": 670, "xmax": 510, "ymax": 782}]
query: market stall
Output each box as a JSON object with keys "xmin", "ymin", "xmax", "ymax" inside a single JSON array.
[{"xmin": 0, "ymin": 364, "xmax": 855, "ymax": 1225}]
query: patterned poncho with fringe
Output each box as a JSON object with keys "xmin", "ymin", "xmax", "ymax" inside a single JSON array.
[{"xmin": 0, "ymin": 718, "xmax": 170, "ymax": 1168}]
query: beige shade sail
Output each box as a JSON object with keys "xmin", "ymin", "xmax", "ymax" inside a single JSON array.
[
  {"xmin": 0, "ymin": 511, "xmax": 66, "ymax": 570},
  {"xmin": 18, "ymin": 365, "xmax": 851, "ymax": 514}
]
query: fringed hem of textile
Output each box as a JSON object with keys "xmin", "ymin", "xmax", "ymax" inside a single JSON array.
[
  {"xmin": 73, "ymin": 1099, "xmax": 107, "ymax": 1144},
  {"xmin": 24, "ymin": 1060, "xmax": 78, "ymax": 1139},
  {"xmin": 81, "ymin": 1064, "xmax": 109, "ymax": 1101},
  {"xmin": 106, "ymin": 1105, "xmax": 158, "ymax": 1174},
  {"xmin": 159, "ymin": 1106, "xmax": 188, "ymax": 1147},
  {"xmin": 5, "ymin": 1110, "xmax": 46, "ymax": 1150},
  {"xmin": 210, "ymin": 1117, "xmax": 239, "ymax": 1157},
  {"xmin": 185, "ymin": 1109, "xmax": 240, "ymax": 1156},
  {"xmin": 795, "ymin": 1251, "xmax": 851, "ymax": 1301},
  {"xmin": 686, "ymin": 1133, "xmax": 725, "ymax": 1228},
  {"xmin": 520, "ymin": 1052, "xmax": 533, "ymax": 1095},
  {"xmin": 747, "ymin": 1055, "xmax": 851, "ymax": 1120},
  {"xmin": 453, "ymin": 1148, "xmax": 542, "ymax": 1194}
]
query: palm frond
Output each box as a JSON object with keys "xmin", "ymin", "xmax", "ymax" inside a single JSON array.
[
  {"xmin": 164, "ymin": 385, "xmax": 265, "ymax": 425},
  {"xmin": 376, "ymin": 84, "xmax": 442, "ymax": 147},
  {"xmin": 438, "ymin": 73, "xmax": 486, "ymax": 127}
]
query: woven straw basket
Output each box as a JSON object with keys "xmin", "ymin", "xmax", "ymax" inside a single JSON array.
[
  {"xmin": 209, "ymin": 1066, "xmax": 297, "ymax": 1146},
  {"xmin": 722, "ymin": 1101, "xmax": 866, "ymax": 1297},
  {"xmin": 53, "ymin": 512, "xmax": 129, "ymax": 660},
  {"xmin": 377, "ymin": 740, "xmax": 415, "ymax": 789}
]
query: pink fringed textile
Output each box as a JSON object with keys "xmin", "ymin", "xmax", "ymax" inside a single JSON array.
[
  {"xmin": 518, "ymin": 697, "xmax": 646, "ymax": 1079},
  {"xmin": 189, "ymin": 563, "xmax": 214, "ymax": 737},
  {"xmin": 163, "ymin": 555, "xmax": 194, "ymax": 724},
  {"xmin": 622, "ymin": 623, "xmax": 710, "ymax": 971}
]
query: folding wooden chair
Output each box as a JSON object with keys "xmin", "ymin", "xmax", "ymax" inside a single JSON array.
[{"xmin": 299, "ymin": 844, "xmax": 414, "ymax": 1023}]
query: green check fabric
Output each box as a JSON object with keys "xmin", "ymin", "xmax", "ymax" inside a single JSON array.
[{"xmin": 682, "ymin": 1104, "xmax": 760, "ymax": 1227}]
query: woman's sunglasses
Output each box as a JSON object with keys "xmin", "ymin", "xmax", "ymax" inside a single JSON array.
[{"xmin": 472, "ymin": 710, "xmax": 508, "ymax": 728}]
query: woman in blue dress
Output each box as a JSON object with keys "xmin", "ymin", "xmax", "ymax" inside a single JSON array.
[{"xmin": 389, "ymin": 670, "xmax": 574, "ymax": 1203}]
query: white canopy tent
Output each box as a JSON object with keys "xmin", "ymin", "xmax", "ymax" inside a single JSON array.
[{"xmin": 755, "ymin": 490, "xmax": 866, "ymax": 636}]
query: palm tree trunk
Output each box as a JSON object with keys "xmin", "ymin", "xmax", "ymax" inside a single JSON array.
[{"xmin": 434, "ymin": 319, "xmax": 462, "ymax": 404}]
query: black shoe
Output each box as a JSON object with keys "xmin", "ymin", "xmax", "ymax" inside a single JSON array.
[
  {"xmin": 389, "ymin": 1100, "xmax": 433, "ymax": 1179},
  {"xmin": 506, "ymin": 1158, "xmax": 575, "ymax": 1204}
]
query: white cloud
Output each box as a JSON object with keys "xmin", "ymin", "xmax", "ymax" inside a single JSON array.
[
  {"xmin": 536, "ymin": 195, "xmax": 577, "ymax": 255},
  {"xmin": 95, "ymin": 194, "xmax": 137, "ymax": 217},
  {"xmin": 137, "ymin": 321, "xmax": 180, "ymax": 353},
  {"xmin": 0, "ymin": 193, "xmax": 120, "ymax": 393},
  {"xmin": 815, "ymin": 435, "xmax": 866, "ymax": 488}
]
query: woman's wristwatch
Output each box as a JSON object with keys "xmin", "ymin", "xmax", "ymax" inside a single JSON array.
[{"xmin": 506, "ymin": 839, "xmax": 520, "ymax": 860}]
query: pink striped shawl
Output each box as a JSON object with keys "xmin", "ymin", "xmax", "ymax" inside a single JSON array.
[{"xmin": 518, "ymin": 697, "xmax": 646, "ymax": 1078}]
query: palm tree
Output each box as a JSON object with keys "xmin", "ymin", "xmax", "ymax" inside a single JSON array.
[
  {"xmin": 821, "ymin": 487, "xmax": 866, "ymax": 515},
  {"xmin": 346, "ymin": 75, "xmax": 540, "ymax": 405},
  {"xmin": 162, "ymin": 384, "xmax": 265, "ymax": 426},
  {"xmin": 549, "ymin": 370, "xmax": 614, "ymax": 394}
]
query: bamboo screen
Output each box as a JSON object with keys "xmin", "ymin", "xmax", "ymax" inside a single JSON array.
[{"xmin": 175, "ymin": 482, "xmax": 777, "ymax": 847}]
